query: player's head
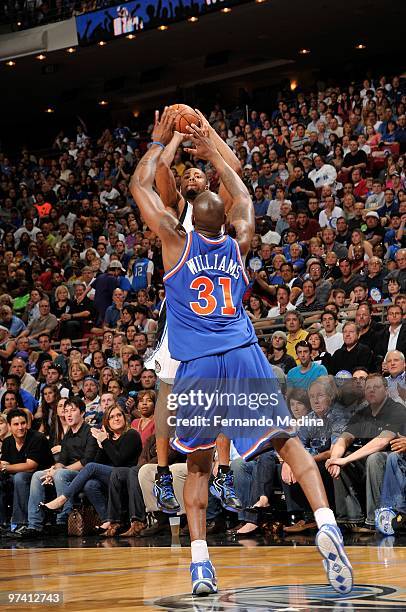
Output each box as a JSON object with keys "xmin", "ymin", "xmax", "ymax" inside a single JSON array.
[
  {"xmin": 180, "ymin": 167, "xmax": 208, "ymax": 201},
  {"xmin": 192, "ymin": 191, "xmax": 225, "ymax": 234}
]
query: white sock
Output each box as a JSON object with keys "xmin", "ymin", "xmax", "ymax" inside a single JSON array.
[
  {"xmin": 314, "ymin": 507, "xmax": 337, "ymax": 529},
  {"xmin": 191, "ymin": 539, "xmax": 209, "ymax": 563}
]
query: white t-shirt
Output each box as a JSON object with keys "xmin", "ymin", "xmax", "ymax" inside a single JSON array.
[
  {"xmin": 319, "ymin": 207, "xmax": 343, "ymax": 229},
  {"xmin": 308, "ymin": 164, "xmax": 337, "ymax": 189},
  {"xmin": 100, "ymin": 188, "xmax": 120, "ymax": 206},
  {"xmin": 323, "ymin": 331, "xmax": 344, "ymax": 355}
]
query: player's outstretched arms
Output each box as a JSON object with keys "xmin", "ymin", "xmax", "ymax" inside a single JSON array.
[
  {"xmin": 130, "ymin": 108, "xmax": 179, "ymax": 239},
  {"xmin": 194, "ymin": 108, "xmax": 241, "ymax": 213},
  {"xmin": 185, "ymin": 121, "xmax": 254, "ymax": 255}
]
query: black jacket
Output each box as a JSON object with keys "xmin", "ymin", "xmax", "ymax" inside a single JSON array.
[
  {"xmin": 375, "ymin": 323, "xmax": 406, "ymax": 360},
  {"xmin": 331, "ymin": 342, "xmax": 375, "ymax": 375}
]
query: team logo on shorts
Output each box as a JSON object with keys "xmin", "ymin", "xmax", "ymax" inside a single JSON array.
[
  {"xmin": 151, "ymin": 584, "xmax": 406, "ymax": 610},
  {"xmin": 155, "ymin": 359, "xmax": 161, "ymax": 373}
]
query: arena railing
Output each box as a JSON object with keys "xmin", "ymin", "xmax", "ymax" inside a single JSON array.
[{"xmin": 47, "ymin": 303, "xmax": 390, "ymax": 352}]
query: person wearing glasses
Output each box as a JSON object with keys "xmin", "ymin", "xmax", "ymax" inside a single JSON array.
[{"xmin": 39, "ymin": 403, "xmax": 142, "ymax": 534}]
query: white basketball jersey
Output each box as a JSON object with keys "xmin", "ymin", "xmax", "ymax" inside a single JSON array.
[{"xmin": 144, "ymin": 201, "xmax": 193, "ymax": 382}]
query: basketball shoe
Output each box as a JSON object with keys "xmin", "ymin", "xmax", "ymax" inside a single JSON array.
[
  {"xmin": 209, "ymin": 472, "xmax": 242, "ymax": 512},
  {"xmin": 315, "ymin": 524, "xmax": 353, "ymax": 594},
  {"xmin": 154, "ymin": 472, "xmax": 181, "ymax": 513},
  {"xmin": 375, "ymin": 507, "xmax": 406, "ymax": 536},
  {"xmin": 190, "ymin": 560, "xmax": 218, "ymax": 596}
]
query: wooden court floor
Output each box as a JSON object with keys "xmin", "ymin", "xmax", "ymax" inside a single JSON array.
[{"xmin": 1, "ymin": 543, "xmax": 406, "ymax": 611}]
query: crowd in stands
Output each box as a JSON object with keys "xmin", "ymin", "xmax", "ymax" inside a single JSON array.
[
  {"xmin": 0, "ymin": 73, "xmax": 406, "ymax": 539},
  {"xmin": 0, "ymin": 0, "xmax": 124, "ymax": 29}
]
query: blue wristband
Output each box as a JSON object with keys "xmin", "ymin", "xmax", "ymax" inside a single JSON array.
[{"xmin": 151, "ymin": 141, "xmax": 165, "ymax": 149}]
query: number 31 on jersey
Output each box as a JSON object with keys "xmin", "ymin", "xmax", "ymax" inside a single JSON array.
[{"xmin": 189, "ymin": 276, "xmax": 236, "ymax": 316}]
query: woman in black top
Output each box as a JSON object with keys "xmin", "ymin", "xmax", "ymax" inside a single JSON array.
[
  {"xmin": 41, "ymin": 404, "xmax": 142, "ymax": 524},
  {"xmin": 51, "ymin": 285, "xmax": 72, "ymax": 319},
  {"xmin": 33, "ymin": 385, "xmax": 61, "ymax": 436},
  {"xmin": 307, "ymin": 332, "xmax": 333, "ymax": 372},
  {"xmin": 49, "ymin": 397, "xmax": 69, "ymax": 459}
]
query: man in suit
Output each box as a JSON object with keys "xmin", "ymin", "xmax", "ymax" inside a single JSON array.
[{"xmin": 375, "ymin": 304, "xmax": 406, "ymax": 360}]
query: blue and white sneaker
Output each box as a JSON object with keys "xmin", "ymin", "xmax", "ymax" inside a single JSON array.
[
  {"xmin": 153, "ymin": 472, "xmax": 181, "ymax": 514},
  {"xmin": 375, "ymin": 507, "xmax": 397, "ymax": 536},
  {"xmin": 209, "ymin": 472, "xmax": 242, "ymax": 513},
  {"xmin": 315, "ymin": 524, "xmax": 353, "ymax": 594},
  {"xmin": 190, "ymin": 560, "xmax": 218, "ymax": 596}
]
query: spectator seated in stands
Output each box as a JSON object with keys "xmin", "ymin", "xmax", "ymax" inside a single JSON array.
[
  {"xmin": 0, "ymin": 409, "xmax": 53, "ymax": 533},
  {"xmin": 18, "ymin": 397, "xmax": 98, "ymax": 539},
  {"xmin": 383, "ymin": 350, "xmax": 406, "ymax": 405},
  {"xmin": 230, "ymin": 450, "xmax": 277, "ymax": 536},
  {"xmin": 1, "ymin": 374, "xmax": 38, "ymax": 415},
  {"xmin": 40, "ymin": 404, "xmax": 142, "ymax": 535},
  {"xmin": 130, "ymin": 390, "xmax": 156, "ymax": 447},
  {"xmin": 284, "ymin": 311, "xmax": 308, "ymax": 363},
  {"xmin": 103, "ymin": 434, "xmax": 184, "ymax": 537},
  {"xmin": 326, "ymin": 374, "xmax": 406, "ymax": 532},
  {"xmin": 331, "ymin": 321, "xmax": 375, "ymax": 375},
  {"xmin": 287, "ymin": 340, "xmax": 328, "ymax": 389},
  {"xmin": 17, "ymin": 298, "xmax": 58, "ymax": 345},
  {"xmin": 268, "ymin": 330, "xmax": 297, "ymax": 374}
]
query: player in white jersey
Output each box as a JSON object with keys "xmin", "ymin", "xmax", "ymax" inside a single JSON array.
[{"xmin": 146, "ymin": 120, "xmax": 244, "ymax": 514}]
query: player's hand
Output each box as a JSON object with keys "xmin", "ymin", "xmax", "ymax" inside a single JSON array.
[
  {"xmin": 193, "ymin": 108, "xmax": 211, "ymax": 133},
  {"xmin": 173, "ymin": 131, "xmax": 189, "ymax": 144},
  {"xmin": 151, "ymin": 108, "xmax": 176, "ymax": 146},
  {"xmin": 184, "ymin": 122, "xmax": 217, "ymax": 161}
]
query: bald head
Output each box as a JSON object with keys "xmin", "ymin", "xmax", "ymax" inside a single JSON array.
[{"xmin": 192, "ymin": 191, "xmax": 225, "ymax": 234}]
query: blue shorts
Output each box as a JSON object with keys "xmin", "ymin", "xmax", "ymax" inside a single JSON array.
[{"xmin": 170, "ymin": 343, "xmax": 295, "ymax": 460}]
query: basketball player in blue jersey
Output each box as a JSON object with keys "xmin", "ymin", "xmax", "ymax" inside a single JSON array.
[
  {"xmin": 146, "ymin": 116, "xmax": 243, "ymax": 516},
  {"xmin": 130, "ymin": 109, "xmax": 353, "ymax": 598}
]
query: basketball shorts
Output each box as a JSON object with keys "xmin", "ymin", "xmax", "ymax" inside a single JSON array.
[
  {"xmin": 170, "ymin": 343, "xmax": 296, "ymax": 460},
  {"xmin": 144, "ymin": 325, "xmax": 179, "ymax": 383}
]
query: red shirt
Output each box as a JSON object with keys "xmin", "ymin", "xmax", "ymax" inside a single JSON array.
[
  {"xmin": 353, "ymin": 180, "xmax": 368, "ymax": 200},
  {"xmin": 296, "ymin": 219, "xmax": 320, "ymax": 242},
  {"xmin": 35, "ymin": 202, "xmax": 52, "ymax": 217},
  {"xmin": 131, "ymin": 418, "xmax": 155, "ymax": 447}
]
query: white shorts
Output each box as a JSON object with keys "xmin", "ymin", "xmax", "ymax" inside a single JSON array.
[{"xmin": 144, "ymin": 324, "xmax": 179, "ymax": 383}]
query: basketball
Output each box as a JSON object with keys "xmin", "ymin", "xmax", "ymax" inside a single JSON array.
[{"xmin": 170, "ymin": 103, "xmax": 201, "ymax": 133}]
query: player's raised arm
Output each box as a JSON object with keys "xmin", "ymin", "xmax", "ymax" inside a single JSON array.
[
  {"xmin": 155, "ymin": 130, "xmax": 185, "ymax": 214},
  {"xmin": 194, "ymin": 108, "xmax": 242, "ymax": 213},
  {"xmin": 185, "ymin": 123, "xmax": 254, "ymax": 255},
  {"xmin": 129, "ymin": 109, "xmax": 185, "ymax": 266}
]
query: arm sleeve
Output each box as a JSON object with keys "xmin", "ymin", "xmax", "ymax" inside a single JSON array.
[
  {"xmin": 58, "ymin": 439, "xmax": 69, "ymax": 466},
  {"xmin": 48, "ymin": 316, "xmax": 58, "ymax": 332},
  {"xmin": 100, "ymin": 429, "xmax": 143, "ymax": 466},
  {"xmin": 1, "ymin": 438, "xmax": 12, "ymax": 463},
  {"xmin": 80, "ymin": 430, "xmax": 98, "ymax": 466},
  {"xmin": 25, "ymin": 434, "xmax": 47, "ymax": 465}
]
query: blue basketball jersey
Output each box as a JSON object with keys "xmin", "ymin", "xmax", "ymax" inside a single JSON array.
[
  {"xmin": 131, "ymin": 257, "xmax": 149, "ymax": 290},
  {"xmin": 164, "ymin": 231, "xmax": 256, "ymax": 361}
]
